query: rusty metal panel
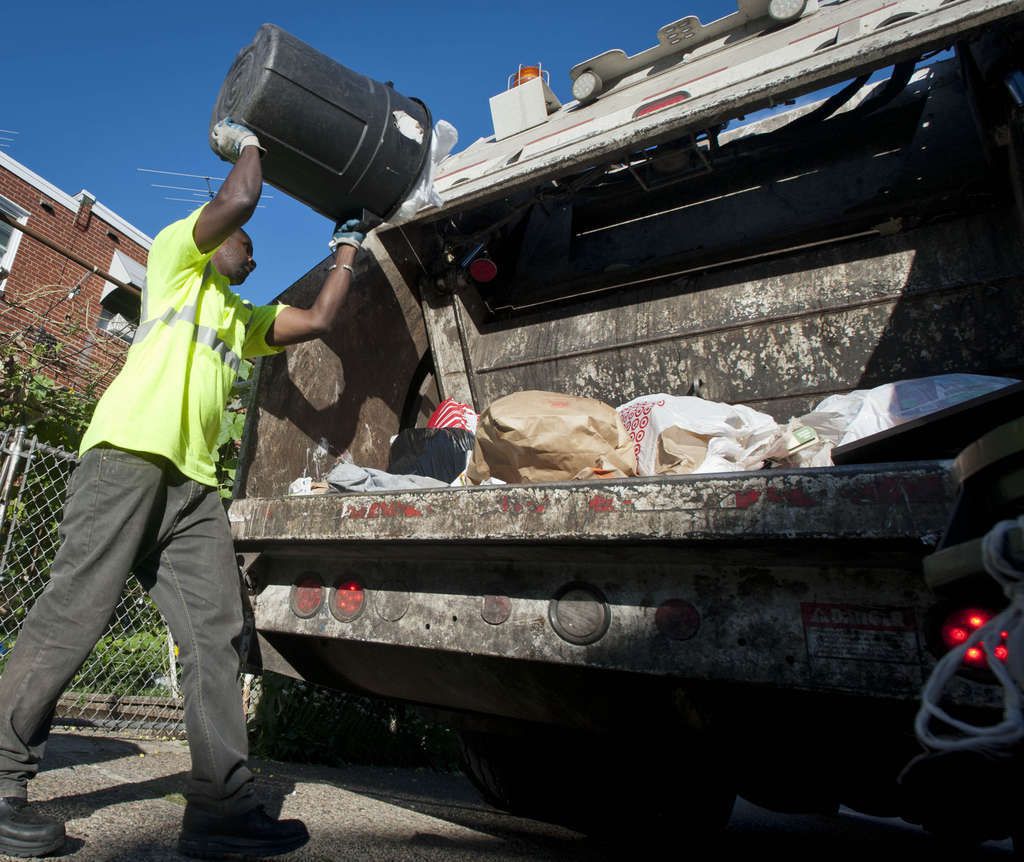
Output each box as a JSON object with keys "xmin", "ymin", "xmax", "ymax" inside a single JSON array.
[
  {"xmin": 240, "ymin": 235, "xmax": 429, "ymax": 498},
  {"xmin": 490, "ymin": 60, "xmax": 981, "ymax": 314},
  {"xmin": 453, "ymin": 210, "xmax": 1024, "ymax": 416},
  {"xmin": 230, "ymin": 461, "xmax": 956, "ymax": 544},
  {"xmin": 246, "ymin": 527, "xmax": 999, "ymax": 709},
  {"xmin": 419, "ymin": 284, "xmax": 475, "ymax": 407},
  {"xmin": 251, "ymin": 557, "xmax": 929, "ymax": 698}
]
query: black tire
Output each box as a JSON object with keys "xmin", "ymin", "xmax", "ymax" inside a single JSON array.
[
  {"xmin": 458, "ymin": 730, "xmax": 530, "ymax": 813},
  {"xmin": 459, "ymin": 726, "xmax": 735, "ymax": 843},
  {"xmin": 901, "ymin": 749, "xmax": 1018, "ymax": 846}
]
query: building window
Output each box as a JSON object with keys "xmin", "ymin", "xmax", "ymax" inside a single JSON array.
[
  {"xmin": 98, "ymin": 307, "xmax": 137, "ymax": 343},
  {"xmin": 98, "ymin": 250, "xmax": 145, "ymax": 344},
  {"xmin": 0, "ymin": 196, "xmax": 29, "ymax": 291}
]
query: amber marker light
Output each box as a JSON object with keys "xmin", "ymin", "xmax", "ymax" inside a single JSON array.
[{"xmin": 511, "ymin": 65, "xmax": 542, "ymax": 87}]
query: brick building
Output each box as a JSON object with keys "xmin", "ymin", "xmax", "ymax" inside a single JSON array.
[{"xmin": 0, "ymin": 151, "xmax": 151, "ymax": 396}]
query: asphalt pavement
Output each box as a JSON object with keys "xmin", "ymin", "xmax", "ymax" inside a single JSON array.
[{"xmin": 0, "ymin": 733, "xmax": 1014, "ymax": 861}]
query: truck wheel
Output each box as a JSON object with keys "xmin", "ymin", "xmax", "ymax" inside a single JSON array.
[
  {"xmin": 459, "ymin": 728, "xmax": 735, "ymax": 844},
  {"xmin": 458, "ymin": 731, "xmax": 526, "ymax": 812},
  {"xmin": 902, "ymin": 749, "xmax": 1018, "ymax": 847}
]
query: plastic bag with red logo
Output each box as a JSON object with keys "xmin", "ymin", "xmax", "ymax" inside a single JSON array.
[
  {"xmin": 425, "ymin": 397, "xmax": 477, "ymax": 434},
  {"xmin": 617, "ymin": 394, "xmax": 778, "ymax": 476},
  {"xmin": 427, "ymin": 397, "xmax": 479, "ymax": 434}
]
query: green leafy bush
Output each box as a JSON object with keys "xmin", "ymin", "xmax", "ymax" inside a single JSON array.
[
  {"xmin": 215, "ymin": 359, "xmax": 252, "ymax": 499},
  {"xmin": 0, "ymin": 339, "xmax": 98, "ymax": 451},
  {"xmin": 249, "ymin": 672, "xmax": 460, "ymax": 771},
  {"xmin": 71, "ymin": 630, "xmax": 170, "ymax": 696},
  {"xmin": 0, "ymin": 629, "xmax": 169, "ymax": 697}
]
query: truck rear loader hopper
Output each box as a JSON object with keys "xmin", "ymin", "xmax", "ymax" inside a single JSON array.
[{"xmin": 229, "ymin": 0, "xmax": 1024, "ymax": 846}]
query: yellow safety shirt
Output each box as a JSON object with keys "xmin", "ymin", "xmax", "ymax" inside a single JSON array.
[{"xmin": 81, "ymin": 205, "xmax": 285, "ymax": 486}]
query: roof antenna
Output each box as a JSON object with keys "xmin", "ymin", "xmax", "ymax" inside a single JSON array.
[{"xmin": 136, "ymin": 167, "xmax": 272, "ymax": 208}]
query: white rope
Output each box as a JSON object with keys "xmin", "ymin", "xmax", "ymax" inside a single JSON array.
[{"xmin": 915, "ymin": 515, "xmax": 1024, "ymax": 751}]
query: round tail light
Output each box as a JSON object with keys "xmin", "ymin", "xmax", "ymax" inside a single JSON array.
[
  {"xmin": 331, "ymin": 579, "xmax": 366, "ymax": 622},
  {"xmin": 939, "ymin": 607, "xmax": 1008, "ymax": 667},
  {"xmin": 468, "ymin": 256, "xmax": 498, "ymax": 283},
  {"xmin": 655, "ymin": 599, "xmax": 701, "ymax": 641},
  {"xmin": 290, "ymin": 574, "xmax": 324, "ymax": 619}
]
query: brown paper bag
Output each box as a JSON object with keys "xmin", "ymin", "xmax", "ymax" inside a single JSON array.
[
  {"xmin": 655, "ymin": 426, "xmax": 710, "ymax": 475},
  {"xmin": 467, "ymin": 391, "xmax": 638, "ymax": 484}
]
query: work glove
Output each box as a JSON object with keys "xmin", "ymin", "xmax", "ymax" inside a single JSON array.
[
  {"xmin": 328, "ymin": 219, "xmax": 368, "ymax": 252},
  {"xmin": 210, "ymin": 118, "xmax": 266, "ymax": 162}
]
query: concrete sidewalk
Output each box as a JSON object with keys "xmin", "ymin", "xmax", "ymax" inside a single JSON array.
[
  {"xmin": 0, "ymin": 733, "xmax": 596, "ymax": 861},
  {"xmin": 1, "ymin": 733, "xmax": 1014, "ymax": 861}
]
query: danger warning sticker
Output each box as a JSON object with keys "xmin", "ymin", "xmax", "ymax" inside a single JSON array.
[{"xmin": 801, "ymin": 602, "xmax": 919, "ymax": 663}]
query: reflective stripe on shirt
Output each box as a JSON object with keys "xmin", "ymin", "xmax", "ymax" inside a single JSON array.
[{"xmin": 133, "ymin": 302, "xmax": 241, "ymax": 373}]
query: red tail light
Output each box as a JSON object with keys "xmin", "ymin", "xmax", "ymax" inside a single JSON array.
[
  {"xmin": 330, "ymin": 579, "xmax": 365, "ymax": 622},
  {"xmin": 290, "ymin": 574, "xmax": 324, "ymax": 619},
  {"xmin": 468, "ymin": 256, "xmax": 498, "ymax": 283},
  {"xmin": 939, "ymin": 608, "xmax": 1009, "ymax": 667}
]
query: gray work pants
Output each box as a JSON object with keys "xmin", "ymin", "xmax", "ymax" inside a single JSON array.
[{"xmin": 0, "ymin": 445, "xmax": 255, "ymax": 814}]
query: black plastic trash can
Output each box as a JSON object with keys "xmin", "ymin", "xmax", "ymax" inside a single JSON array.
[{"xmin": 210, "ymin": 24, "xmax": 432, "ymax": 221}]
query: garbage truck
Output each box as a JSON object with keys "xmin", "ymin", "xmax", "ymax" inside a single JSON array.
[{"xmin": 226, "ymin": 0, "xmax": 1024, "ymax": 846}]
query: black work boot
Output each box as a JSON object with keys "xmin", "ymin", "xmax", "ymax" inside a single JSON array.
[
  {"xmin": 0, "ymin": 797, "xmax": 66, "ymax": 858},
  {"xmin": 178, "ymin": 803, "xmax": 309, "ymax": 860}
]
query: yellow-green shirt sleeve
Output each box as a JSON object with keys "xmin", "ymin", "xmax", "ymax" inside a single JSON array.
[
  {"xmin": 145, "ymin": 205, "xmax": 213, "ymax": 313},
  {"xmin": 242, "ymin": 303, "xmax": 288, "ymax": 358}
]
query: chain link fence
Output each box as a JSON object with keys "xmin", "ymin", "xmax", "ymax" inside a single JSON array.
[
  {"xmin": 0, "ymin": 427, "xmax": 185, "ymax": 737},
  {"xmin": 0, "ymin": 426, "xmax": 454, "ymax": 767}
]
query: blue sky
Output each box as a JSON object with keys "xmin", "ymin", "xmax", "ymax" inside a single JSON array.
[{"xmin": 4, "ymin": 1, "xmax": 746, "ymax": 305}]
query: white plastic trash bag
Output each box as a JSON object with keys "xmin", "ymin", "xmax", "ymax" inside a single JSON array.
[
  {"xmin": 617, "ymin": 394, "xmax": 779, "ymax": 476},
  {"xmin": 390, "ymin": 120, "xmax": 459, "ymax": 223},
  {"xmin": 792, "ymin": 373, "xmax": 1019, "ymax": 465},
  {"xmin": 811, "ymin": 374, "xmax": 1016, "ymax": 442}
]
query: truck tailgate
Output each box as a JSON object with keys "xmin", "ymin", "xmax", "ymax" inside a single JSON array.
[
  {"xmin": 230, "ymin": 461, "xmax": 954, "ymax": 544},
  {"xmin": 226, "ymin": 461, "xmax": 1000, "ymax": 716}
]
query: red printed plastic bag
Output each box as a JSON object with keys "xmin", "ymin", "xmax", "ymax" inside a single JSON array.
[
  {"xmin": 618, "ymin": 394, "xmax": 778, "ymax": 475},
  {"xmin": 428, "ymin": 398, "xmax": 478, "ymax": 434}
]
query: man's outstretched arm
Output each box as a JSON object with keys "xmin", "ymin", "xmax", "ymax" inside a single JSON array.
[
  {"xmin": 196, "ymin": 121, "xmax": 265, "ymax": 253},
  {"xmin": 267, "ymin": 221, "xmax": 366, "ymax": 347}
]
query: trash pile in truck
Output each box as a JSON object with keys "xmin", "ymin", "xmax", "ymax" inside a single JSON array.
[{"xmin": 287, "ymin": 374, "xmax": 1018, "ymax": 494}]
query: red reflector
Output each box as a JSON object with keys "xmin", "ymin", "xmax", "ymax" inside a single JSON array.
[
  {"xmin": 655, "ymin": 599, "xmax": 701, "ymax": 641},
  {"xmin": 330, "ymin": 579, "xmax": 365, "ymax": 622},
  {"xmin": 468, "ymin": 257, "xmax": 498, "ymax": 283},
  {"xmin": 482, "ymin": 594, "xmax": 512, "ymax": 626},
  {"xmin": 290, "ymin": 574, "xmax": 324, "ymax": 619},
  {"xmin": 948, "ymin": 627, "xmax": 968, "ymax": 643},
  {"xmin": 995, "ymin": 645, "xmax": 1009, "ymax": 661},
  {"xmin": 633, "ymin": 91, "xmax": 690, "ymax": 119}
]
